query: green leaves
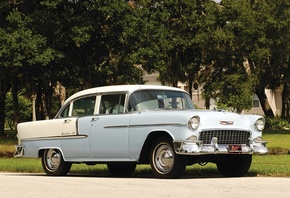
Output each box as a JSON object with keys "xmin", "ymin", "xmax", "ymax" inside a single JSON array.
[
  {"xmin": 0, "ymin": 0, "xmax": 290, "ymax": 127},
  {"xmin": 216, "ymin": 74, "xmax": 255, "ymax": 113},
  {"xmin": 0, "ymin": 9, "xmax": 54, "ymax": 68}
]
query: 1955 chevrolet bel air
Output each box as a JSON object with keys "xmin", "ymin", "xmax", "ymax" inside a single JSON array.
[{"xmin": 15, "ymin": 85, "xmax": 268, "ymax": 178}]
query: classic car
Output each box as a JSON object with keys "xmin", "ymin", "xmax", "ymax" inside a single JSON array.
[{"xmin": 15, "ymin": 85, "xmax": 268, "ymax": 178}]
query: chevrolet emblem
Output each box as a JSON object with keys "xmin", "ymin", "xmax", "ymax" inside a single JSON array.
[{"xmin": 220, "ymin": 121, "xmax": 234, "ymax": 125}]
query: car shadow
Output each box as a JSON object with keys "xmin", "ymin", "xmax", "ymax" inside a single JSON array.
[
  {"xmin": 5, "ymin": 168, "xmax": 258, "ymax": 179},
  {"xmin": 43, "ymin": 170, "xmax": 258, "ymax": 179}
]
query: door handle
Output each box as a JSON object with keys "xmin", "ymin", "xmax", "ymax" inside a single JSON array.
[
  {"xmin": 91, "ymin": 117, "xmax": 99, "ymax": 122},
  {"xmin": 64, "ymin": 119, "xmax": 71, "ymax": 124}
]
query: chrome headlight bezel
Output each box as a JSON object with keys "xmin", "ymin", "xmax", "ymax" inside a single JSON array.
[
  {"xmin": 188, "ymin": 116, "xmax": 200, "ymax": 131},
  {"xmin": 255, "ymin": 117, "xmax": 265, "ymax": 131}
]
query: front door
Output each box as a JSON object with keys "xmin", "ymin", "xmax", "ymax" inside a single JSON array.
[
  {"xmin": 89, "ymin": 114, "xmax": 130, "ymax": 160},
  {"xmin": 89, "ymin": 93, "xmax": 129, "ymax": 160}
]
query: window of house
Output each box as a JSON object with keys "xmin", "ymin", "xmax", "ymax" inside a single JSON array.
[{"xmin": 253, "ymin": 95, "xmax": 260, "ymax": 108}]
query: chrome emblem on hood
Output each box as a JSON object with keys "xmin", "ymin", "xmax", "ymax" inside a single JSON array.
[{"xmin": 220, "ymin": 121, "xmax": 234, "ymax": 125}]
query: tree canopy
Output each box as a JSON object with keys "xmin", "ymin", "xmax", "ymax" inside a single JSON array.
[{"xmin": 1, "ymin": 0, "xmax": 290, "ymax": 135}]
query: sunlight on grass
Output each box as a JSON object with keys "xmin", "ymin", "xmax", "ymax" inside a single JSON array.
[
  {"xmin": 0, "ymin": 158, "xmax": 43, "ymax": 173},
  {"xmin": 0, "ymin": 138, "xmax": 17, "ymax": 152},
  {"xmin": 251, "ymin": 155, "xmax": 290, "ymax": 177},
  {"xmin": 264, "ymin": 133, "xmax": 290, "ymax": 149},
  {"xmin": 1, "ymin": 130, "xmax": 290, "ymax": 177},
  {"xmin": 1, "ymin": 155, "xmax": 289, "ymax": 177}
]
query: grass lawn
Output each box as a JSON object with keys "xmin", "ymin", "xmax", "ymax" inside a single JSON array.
[
  {"xmin": 0, "ymin": 129, "xmax": 289, "ymax": 177},
  {"xmin": 263, "ymin": 130, "xmax": 290, "ymax": 154},
  {"xmin": 0, "ymin": 155, "xmax": 289, "ymax": 177}
]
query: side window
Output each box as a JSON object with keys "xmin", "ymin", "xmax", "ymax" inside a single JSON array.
[
  {"xmin": 72, "ymin": 96, "xmax": 96, "ymax": 116},
  {"xmin": 59, "ymin": 104, "xmax": 70, "ymax": 118},
  {"xmin": 99, "ymin": 94, "xmax": 125, "ymax": 114}
]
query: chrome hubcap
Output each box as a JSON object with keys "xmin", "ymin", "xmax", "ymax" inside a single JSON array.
[
  {"xmin": 154, "ymin": 144, "xmax": 174, "ymax": 174},
  {"xmin": 45, "ymin": 149, "xmax": 61, "ymax": 171}
]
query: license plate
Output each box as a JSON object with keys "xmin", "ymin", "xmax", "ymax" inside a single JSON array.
[{"xmin": 228, "ymin": 144, "xmax": 242, "ymax": 153}]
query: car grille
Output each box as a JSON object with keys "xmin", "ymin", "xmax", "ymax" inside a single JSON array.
[{"xmin": 199, "ymin": 130, "xmax": 250, "ymax": 144}]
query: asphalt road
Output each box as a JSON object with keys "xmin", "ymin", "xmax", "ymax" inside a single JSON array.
[{"xmin": 1, "ymin": 173, "xmax": 290, "ymax": 198}]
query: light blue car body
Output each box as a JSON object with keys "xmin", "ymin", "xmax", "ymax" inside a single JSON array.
[{"xmin": 15, "ymin": 85, "xmax": 268, "ymax": 163}]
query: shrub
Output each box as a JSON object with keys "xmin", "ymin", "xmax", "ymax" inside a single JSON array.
[
  {"xmin": 265, "ymin": 117, "xmax": 290, "ymax": 130},
  {"xmin": 5, "ymin": 92, "xmax": 31, "ymax": 130}
]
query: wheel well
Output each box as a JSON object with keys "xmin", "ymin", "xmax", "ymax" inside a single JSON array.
[
  {"xmin": 138, "ymin": 131, "xmax": 172, "ymax": 164},
  {"xmin": 38, "ymin": 149, "xmax": 45, "ymax": 158},
  {"xmin": 38, "ymin": 148, "xmax": 63, "ymax": 159}
]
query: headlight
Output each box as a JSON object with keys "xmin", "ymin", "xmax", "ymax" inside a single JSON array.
[
  {"xmin": 188, "ymin": 116, "xmax": 200, "ymax": 131},
  {"xmin": 255, "ymin": 117, "xmax": 265, "ymax": 131}
]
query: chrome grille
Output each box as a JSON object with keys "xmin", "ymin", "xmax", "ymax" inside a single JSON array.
[{"xmin": 199, "ymin": 130, "xmax": 250, "ymax": 144}]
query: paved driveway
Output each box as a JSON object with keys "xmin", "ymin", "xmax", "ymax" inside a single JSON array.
[{"xmin": 1, "ymin": 173, "xmax": 290, "ymax": 198}]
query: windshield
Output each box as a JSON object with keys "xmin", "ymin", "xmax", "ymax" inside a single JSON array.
[{"xmin": 128, "ymin": 90, "xmax": 194, "ymax": 111}]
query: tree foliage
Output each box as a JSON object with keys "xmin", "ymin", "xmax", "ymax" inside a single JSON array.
[
  {"xmin": 5, "ymin": 92, "xmax": 31, "ymax": 130},
  {"xmin": 0, "ymin": 3, "xmax": 56, "ymax": 135},
  {"xmin": 1, "ymin": 0, "xmax": 290, "ymax": 135}
]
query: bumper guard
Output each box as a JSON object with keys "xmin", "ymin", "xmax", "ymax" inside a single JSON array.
[
  {"xmin": 173, "ymin": 138, "xmax": 268, "ymax": 155},
  {"xmin": 14, "ymin": 145, "xmax": 24, "ymax": 157}
]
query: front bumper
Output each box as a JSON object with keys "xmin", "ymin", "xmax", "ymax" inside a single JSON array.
[{"xmin": 173, "ymin": 138, "xmax": 268, "ymax": 155}]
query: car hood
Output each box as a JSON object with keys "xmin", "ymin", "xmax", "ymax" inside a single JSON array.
[
  {"xmin": 151, "ymin": 109, "xmax": 261, "ymax": 131},
  {"xmin": 191, "ymin": 110, "xmax": 256, "ymax": 130}
]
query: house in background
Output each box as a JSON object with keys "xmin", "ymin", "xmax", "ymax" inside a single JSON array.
[{"xmin": 143, "ymin": 72, "xmax": 265, "ymax": 115}]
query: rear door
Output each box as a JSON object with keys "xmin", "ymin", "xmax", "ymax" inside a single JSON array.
[{"xmin": 60, "ymin": 96, "xmax": 97, "ymax": 159}]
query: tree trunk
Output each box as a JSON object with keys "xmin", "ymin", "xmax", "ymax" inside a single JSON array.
[
  {"xmin": 54, "ymin": 81, "xmax": 66, "ymax": 106},
  {"xmin": 255, "ymin": 87, "xmax": 274, "ymax": 117},
  {"xmin": 0, "ymin": 90, "xmax": 6, "ymax": 136},
  {"xmin": 59, "ymin": 84, "xmax": 66, "ymax": 106},
  {"xmin": 12, "ymin": 76, "xmax": 20, "ymax": 129},
  {"xmin": 281, "ymin": 82, "xmax": 289, "ymax": 117},
  {"xmin": 42, "ymin": 81, "xmax": 53, "ymax": 120},
  {"xmin": 204, "ymin": 97, "xmax": 210, "ymax": 110},
  {"xmin": 36, "ymin": 81, "xmax": 44, "ymax": 120},
  {"xmin": 0, "ymin": 78, "xmax": 11, "ymax": 136},
  {"xmin": 31, "ymin": 93, "xmax": 37, "ymax": 121},
  {"xmin": 188, "ymin": 77, "xmax": 193, "ymax": 99}
]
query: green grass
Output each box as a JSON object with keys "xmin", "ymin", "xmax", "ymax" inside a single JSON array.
[
  {"xmin": 263, "ymin": 130, "xmax": 290, "ymax": 154},
  {"xmin": 1, "ymin": 130, "xmax": 290, "ymax": 177},
  {"xmin": 0, "ymin": 137, "xmax": 17, "ymax": 157},
  {"xmin": 251, "ymin": 155, "xmax": 290, "ymax": 177},
  {"xmin": 186, "ymin": 155, "xmax": 290, "ymax": 177},
  {"xmin": 0, "ymin": 155, "xmax": 290, "ymax": 177}
]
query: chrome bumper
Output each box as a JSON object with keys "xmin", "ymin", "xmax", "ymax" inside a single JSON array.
[
  {"xmin": 173, "ymin": 138, "xmax": 268, "ymax": 155},
  {"xmin": 14, "ymin": 145, "xmax": 24, "ymax": 157}
]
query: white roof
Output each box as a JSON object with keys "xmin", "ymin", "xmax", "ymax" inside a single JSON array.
[{"xmin": 65, "ymin": 84, "xmax": 186, "ymax": 104}]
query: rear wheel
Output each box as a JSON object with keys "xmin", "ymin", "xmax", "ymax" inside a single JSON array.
[
  {"xmin": 41, "ymin": 149, "xmax": 72, "ymax": 176},
  {"xmin": 107, "ymin": 163, "xmax": 136, "ymax": 177},
  {"xmin": 150, "ymin": 137, "xmax": 187, "ymax": 179},
  {"xmin": 216, "ymin": 155, "xmax": 252, "ymax": 177}
]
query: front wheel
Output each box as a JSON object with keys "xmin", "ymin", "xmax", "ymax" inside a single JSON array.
[
  {"xmin": 216, "ymin": 155, "xmax": 252, "ymax": 177},
  {"xmin": 41, "ymin": 149, "xmax": 72, "ymax": 176},
  {"xmin": 150, "ymin": 137, "xmax": 187, "ymax": 179}
]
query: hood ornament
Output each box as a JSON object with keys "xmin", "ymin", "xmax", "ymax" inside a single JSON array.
[{"xmin": 220, "ymin": 121, "xmax": 234, "ymax": 125}]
